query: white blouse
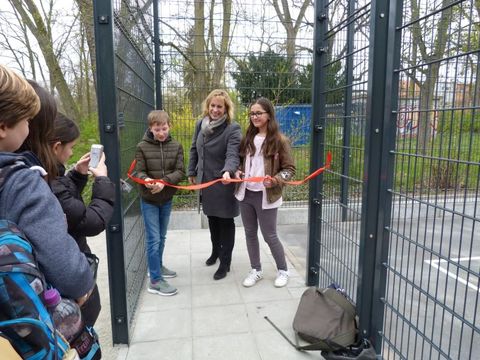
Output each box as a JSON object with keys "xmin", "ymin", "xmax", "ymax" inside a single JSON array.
[{"xmin": 235, "ymin": 134, "xmax": 282, "ymax": 209}]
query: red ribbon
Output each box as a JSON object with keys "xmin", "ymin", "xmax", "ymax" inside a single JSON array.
[{"xmin": 127, "ymin": 151, "xmax": 332, "ymax": 191}]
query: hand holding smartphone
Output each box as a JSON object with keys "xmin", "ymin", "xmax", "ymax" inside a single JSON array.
[{"xmin": 88, "ymin": 144, "xmax": 104, "ymax": 168}]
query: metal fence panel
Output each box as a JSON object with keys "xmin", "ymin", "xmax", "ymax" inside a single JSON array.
[
  {"xmin": 94, "ymin": 0, "xmax": 154, "ymax": 344},
  {"xmin": 310, "ymin": 0, "xmax": 480, "ymax": 358},
  {"xmin": 156, "ymin": 0, "xmax": 315, "ymax": 209},
  {"xmin": 310, "ymin": 0, "xmax": 371, "ymax": 303},
  {"xmin": 383, "ymin": 0, "xmax": 480, "ymax": 358}
]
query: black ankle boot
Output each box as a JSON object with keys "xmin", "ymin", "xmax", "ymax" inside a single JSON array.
[
  {"xmin": 213, "ymin": 264, "xmax": 229, "ymax": 280},
  {"xmin": 205, "ymin": 254, "xmax": 218, "ymax": 266}
]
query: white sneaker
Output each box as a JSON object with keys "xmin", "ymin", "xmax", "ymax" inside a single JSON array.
[
  {"xmin": 242, "ymin": 269, "xmax": 263, "ymax": 287},
  {"xmin": 274, "ymin": 270, "xmax": 289, "ymax": 287}
]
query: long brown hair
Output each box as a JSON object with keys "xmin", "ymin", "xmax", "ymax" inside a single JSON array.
[
  {"xmin": 240, "ymin": 97, "xmax": 285, "ymax": 158},
  {"xmin": 18, "ymin": 80, "xmax": 58, "ymax": 181}
]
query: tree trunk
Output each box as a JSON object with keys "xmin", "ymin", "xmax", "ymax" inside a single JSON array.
[
  {"xmin": 408, "ymin": 0, "xmax": 453, "ymax": 154},
  {"xmin": 191, "ymin": 0, "xmax": 208, "ymax": 116},
  {"xmin": 417, "ymin": 64, "xmax": 438, "ymax": 152},
  {"xmin": 75, "ymin": 0, "xmax": 97, "ymax": 92},
  {"xmin": 270, "ymin": 0, "xmax": 311, "ymax": 73},
  {"xmin": 212, "ymin": 0, "xmax": 232, "ymax": 89}
]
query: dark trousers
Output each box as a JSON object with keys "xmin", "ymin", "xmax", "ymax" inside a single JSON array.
[{"xmin": 207, "ymin": 216, "xmax": 235, "ymax": 266}]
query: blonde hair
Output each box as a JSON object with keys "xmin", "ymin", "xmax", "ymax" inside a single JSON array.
[
  {"xmin": 148, "ymin": 110, "xmax": 170, "ymax": 127},
  {"xmin": 201, "ymin": 89, "xmax": 234, "ymax": 123},
  {"xmin": 0, "ymin": 64, "xmax": 40, "ymax": 127}
]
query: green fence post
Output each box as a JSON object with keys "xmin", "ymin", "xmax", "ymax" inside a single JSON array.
[
  {"xmin": 307, "ymin": 0, "xmax": 328, "ymax": 286},
  {"xmin": 93, "ymin": 0, "xmax": 129, "ymax": 344},
  {"xmin": 357, "ymin": 0, "xmax": 403, "ymax": 349}
]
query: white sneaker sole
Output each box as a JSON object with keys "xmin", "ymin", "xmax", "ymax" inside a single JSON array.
[
  {"xmin": 147, "ymin": 287, "xmax": 178, "ymax": 296},
  {"xmin": 274, "ymin": 279, "xmax": 288, "ymax": 288},
  {"xmin": 242, "ymin": 277, "xmax": 263, "ymax": 287},
  {"xmin": 162, "ymin": 273, "xmax": 177, "ymax": 279},
  {"xmin": 148, "ymin": 272, "xmax": 177, "ymax": 278}
]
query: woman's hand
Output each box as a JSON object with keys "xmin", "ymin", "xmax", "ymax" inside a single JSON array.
[
  {"xmin": 263, "ymin": 175, "xmax": 278, "ymax": 188},
  {"xmin": 188, "ymin": 176, "xmax": 197, "ymax": 185},
  {"xmin": 221, "ymin": 171, "xmax": 231, "ymax": 184}
]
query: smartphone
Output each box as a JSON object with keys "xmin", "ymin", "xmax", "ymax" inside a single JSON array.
[{"xmin": 88, "ymin": 144, "xmax": 104, "ymax": 168}]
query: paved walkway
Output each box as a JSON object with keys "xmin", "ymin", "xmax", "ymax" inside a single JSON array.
[
  {"xmin": 92, "ymin": 201, "xmax": 480, "ymax": 359},
  {"xmin": 90, "ymin": 226, "xmax": 321, "ymax": 360}
]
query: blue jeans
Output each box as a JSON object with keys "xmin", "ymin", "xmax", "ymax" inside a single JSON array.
[{"xmin": 140, "ymin": 199, "xmax": 172, "ymax": 282}]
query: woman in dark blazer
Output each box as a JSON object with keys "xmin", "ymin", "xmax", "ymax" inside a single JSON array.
[{"xmin": 188, "ymin": 89, "xmax": 241, "ymax": 280}]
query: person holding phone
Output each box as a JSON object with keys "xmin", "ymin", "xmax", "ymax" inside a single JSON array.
[{"xmin": 49, "ymin": 113, "xmax": 115, "ymax": 326}]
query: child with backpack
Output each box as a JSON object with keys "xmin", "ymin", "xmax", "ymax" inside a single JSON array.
[
  {"xmin": 0, "ymin": 65, "xmax": 95, "ymax": 357},
  {"xmin": 135, "ymin": 110, "xmax": 185, "ymax": 296},
  {"xmin": 0, "ymin": 65, "xmax": 94, "ymax": 301},
  {"xmin": 50, "ymin": 113, "xmax": 115, "ymax": 327}
]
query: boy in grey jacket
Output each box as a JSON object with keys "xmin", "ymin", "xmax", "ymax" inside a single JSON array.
[{"xmin": 0, "ymin": 64, "xmax": 94, "ymax": 302}]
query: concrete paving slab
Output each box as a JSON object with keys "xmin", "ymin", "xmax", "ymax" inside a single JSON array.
[
  {"xmin": 89, "ymin": 219, "xmax": 314, "ymax": 360},
  {"xmin": 192, "ymin": 282, "xmax": 243, "ymax": 307},
  {"xmin": 254, "ymin": 329, "xmax": 319, "ymax": 360},
  {"xmin": 124, "ymin": 338, "xmax": 193, "ymax": 360},
  {"xmin": 131, "ymin": 307, "xmax": 192, "ymax": 342},
  {"xmin": 192, "ymin": 303, "xmax": 250, "ymax": 337},
  {"xmin": 193, "ymin": 333, "xmax": 261, "ymax": 360}
]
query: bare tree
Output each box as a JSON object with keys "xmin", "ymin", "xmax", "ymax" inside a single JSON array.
[
  {"xmin": 269, "ymin": 0, "xmax": 312, "ymax": 71},
  {"xmin": 0, "ymin": 8, "xmax": 48, "ymax": 83},
  {"xmin": 9, "ymin": 0, "xmax": 80, "ymax": 120},
  {"xmin": 183, "ymin": 0, "xmax": 233, "ymax": 115},
  {"xmin": 405, "ymin": 0, "xmax": 455, "ymax": 153},
  {"xmin": 74, "ymin": 0, "xmax": 96, "ymax": 91}
]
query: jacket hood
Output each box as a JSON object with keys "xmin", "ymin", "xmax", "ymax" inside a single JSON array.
[
  {"xmin": 143, "ymin": 129, "xmax": 172, "ymax": 144},
  {"xmin": 0, "ymin": 151, "xmax": 42, "ymax": 168}
]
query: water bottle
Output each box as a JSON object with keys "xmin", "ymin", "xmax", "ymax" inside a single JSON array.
[{"xmin": 43, "ymin": 288, "xmax": 84, "ymax": 342}]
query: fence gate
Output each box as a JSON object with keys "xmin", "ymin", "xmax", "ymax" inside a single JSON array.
[
  {"xmin": 93, "ymin": 0, "xmax": 154, "ymax": 344},
  {"xmin": 309, "ymin": 0, "xmax": 480, "ymax": 358}
]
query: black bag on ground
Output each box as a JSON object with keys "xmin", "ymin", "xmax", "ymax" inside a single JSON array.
[{"xmin": 265, "ymin": 285, "xmax": 358, "ymax": 352}]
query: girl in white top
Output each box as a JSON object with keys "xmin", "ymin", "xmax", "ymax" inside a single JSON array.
[{"xmin": 235, "ymin": 97, "xmax": 295, "ymax": 288}]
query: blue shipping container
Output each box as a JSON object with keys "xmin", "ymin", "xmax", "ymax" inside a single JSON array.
[{"xmin": 275, "ymin": 105, "xmax": 311, "ymax": 146}]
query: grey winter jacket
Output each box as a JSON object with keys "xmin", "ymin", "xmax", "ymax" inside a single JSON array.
[
  {"xmin": 135, "ymin": 131, "xmax": 185, "ymax": 205},
  {"xmin": 0, "ymin": 153, "xmax": 94, "ymax": 299},
  {"xmin": 188, "ymin": 119, "xmax": 241, "ymax": 218}
]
